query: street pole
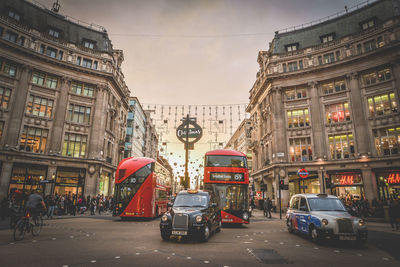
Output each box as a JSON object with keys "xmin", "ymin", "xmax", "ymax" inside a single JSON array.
[
  {"xmin": 184, "ymin": 114, "xmax": 189, "ymax": 190},
  {"xmin": 322, "ymin": 170, "xmax": 325, "ymax": 194},
  {"xmin": 278, "ymin": 174, "xmax": 282, "ymax": 220}
]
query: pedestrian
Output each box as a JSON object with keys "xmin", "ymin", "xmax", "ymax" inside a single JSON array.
[
  {"xmin": 90, "ymin": 198, "xmax": 96, "ymax": 215},
  {"xmin": 47, "ymin": 195, "xmax": 56, "ymax": 219},
  {"xmin": 388, "ymin": 199, "xmax": 400, "ymax": 231},
  {"xmin": 265, "ymin": 197, "xmax": 272, "ymax": 218}
]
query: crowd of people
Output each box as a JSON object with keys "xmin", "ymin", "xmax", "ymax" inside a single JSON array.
[{"xmin": 0, "ymin": 189, "xmax": 115, "ymax": 222}]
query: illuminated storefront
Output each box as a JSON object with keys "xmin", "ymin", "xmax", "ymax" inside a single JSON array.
[
  {"xmin": 98, "ymin": 172, "xmax": 111, "ymax": 196},
  {"xmin": 8, "ymin": 164, "xmax": 47, "ymax": 194},
  {"xmin": 54, "ymin": 167, "xmax": 85, "ymax": 196},
  {"xmin": 328, "ymin": 171, "xmax": 364, "ymax": 200},
  {"xmin": 288, "ymin": 171, "xmax": 320, "ymax": 197},
  {"xmin": 375, "ymin": 169, "xmax": 400, "ymax": 200}
]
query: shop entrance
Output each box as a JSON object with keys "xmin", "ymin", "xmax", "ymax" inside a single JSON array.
[
  {"xmin": 289, "ymin": 172, "xmax": 320, "ymax": 197},
  {"xmin": 8, "ymin": 164, "xmax": 47, "ymax": 195},
  {"xmin": 54, "ymin": 167, "xmax": 85, "ymax": 197},
  {"xmin": 328, "ymin": 171, "xmax": 364, "ymax": 202},
  {"xmin": 375, "ymin": 169, "xmax": 400, "ymax": 200}
]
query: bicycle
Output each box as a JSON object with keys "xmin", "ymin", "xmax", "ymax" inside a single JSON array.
[{"xmin": 13, "ymin": 210, "xmax": 43, "ymax": 241}]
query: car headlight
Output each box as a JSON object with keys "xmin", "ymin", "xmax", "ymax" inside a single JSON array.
[
  {"xmin": 321, "ymin": 219, "xmax": 328, "ymax": 226},
  {"xmin": 358, "ymin": 219, "xmax": 365, "ymax": 227},
  {"xmin": 195, "ymin": 215, "xmax": 202, "ymax": 223},
  {"xmin": 161, "ymin": 214, "xmax": 168, "ymax": 222},
  {"xmin": 243, "ymin": 212, "xmax": 249, "ymax": 220},
  {"xmin": 248, "ymin": 207, "xmax": 252, "ymax": 212}
]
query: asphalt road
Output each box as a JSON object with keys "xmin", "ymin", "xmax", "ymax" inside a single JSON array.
[{"xmin": 0, "ymin": 211, "xmax": 398, "ymax": 267}]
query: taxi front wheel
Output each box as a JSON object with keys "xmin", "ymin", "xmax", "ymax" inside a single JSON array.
[
  {"xmin": 201, "ymin": 224, "xmax": 210, "ymax": 242},
  {"xmin": 309, "ymin": 226, "xmax": 320, "ymax": 243}
]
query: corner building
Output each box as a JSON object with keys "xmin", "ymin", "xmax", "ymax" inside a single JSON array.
[
  {"xmin": 0, "ymin": 0, "xmax": 130, "ymax": 198},
  {"xmin": 247, "ymin": 0, "xmax": 400, "ymax": 209}
]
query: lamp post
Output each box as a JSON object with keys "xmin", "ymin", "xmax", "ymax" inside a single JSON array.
[{"xmin": 278, "ymin": 169, "xmax": 286, "ymax": 220}]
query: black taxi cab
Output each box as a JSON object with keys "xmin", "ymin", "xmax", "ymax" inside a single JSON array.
[{"xmin": 160, "ymin": 190, "xmax": 221, "ymax": 242}]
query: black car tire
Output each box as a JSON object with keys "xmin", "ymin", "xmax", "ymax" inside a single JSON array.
[
  {"xmin": 287, "ymin": 219, "xmax": 294, "ymax": 234},
  {"xmin": 309, "ymin": 225, "xmax": 321, "ymax": 243},
  {"xmin": 161, "ymin": 231, "xmax": 171, "ymax": 241},
  {"xmin": 216, "ymin": 220, "xmax": 222, "ymax": 233},
  {"xmin": 201, "ymin": 224, "xmax": 210, "ymax": 242}
]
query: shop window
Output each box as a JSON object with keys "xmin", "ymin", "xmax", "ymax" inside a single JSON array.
[
  {"xmin": 62, "ymin": 133, "xmax": 87, "ymax": 158},
  {"xmin": 363, "ymin": 67, "xmax": 391, "ymax": 85},
  {"xmin": 0, "ymin": 121, "xmax": 4, "ymax": 139},
  {"xmin": 289, "ymin": 137, "xmax": 312, "ymax": 162},
  {"xmin": 8, "ymin": 165, "xmax": 47, "ymax": 195},
  {"xmin": 321, "ymin": 80, "xmax": 346, "ymax": 95},
  {"xmin": 367, "ymin": 92, "xmax": 397, "ymax": 116},
  {"xmin": 325, "ymin": 102, "xmax": 350, "ymax": 124},
  {"xmin": 374, "ymin": 127, "xmax": 400, "ymax": 156},
  {"xmin": 54, "ymin": 168, "xmax": 85, "ymax": 196},
  {"xmin": 363, "ymin": 39, "xmax": 376, "ymax": 52},
  {"xmin": 285, "ymin": 87, "xmax": 307, "ymax": 100},
  {"xmin": 4, "ymin": 30, "xmax": 17, "ymax": 43},
  {"xmin": 328, "ymin": 133, "xmax": 355, "ymax": 159},
  {"xmin": 26, "ymin": 95, "xmax": 53, "ymax": 118},
  {"xmin": 0, "ymin": 86, "xmax": 11, "ymax": 109},
  {"xmin": 0, "ymin": 58, "xmax": 17, "ymax": 77},
  {"xmin": 71, "ymin": 82, "xmax": 94, "ymax": 97},
  {"xmin": 287, "ymin": 109, "xmax": 309, "ymax": 128},
  {"xmin": 67, "ymin": 104, "xmax": 91, "ymax": 124},
  {"xmin": 31, "ymin": 71, "xmax": 58, "ymax": 89},
  {"xmin": 19, "ymin": 126, "xmax": 48, "ymax": 153}
]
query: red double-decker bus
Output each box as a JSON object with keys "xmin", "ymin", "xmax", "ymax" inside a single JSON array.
[
  {"xmin": 204, "ymin": 149, "xmax": 250, "ymax": 224},
  {"xmin": 113, "ymin": 157, "xmax": 171, "ymax": 219}
]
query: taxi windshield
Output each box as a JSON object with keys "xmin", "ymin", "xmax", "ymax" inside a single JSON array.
[
  {"xmin": 308, "ymin": 198, "xmax": 346, "ymax": 211},
  {"xmin": 173, "ymin": 194, "xmax": 208, "ymax": 207}
]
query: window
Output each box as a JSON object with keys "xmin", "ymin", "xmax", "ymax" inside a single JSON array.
[
  {"xmin": 363, "ymin": 39, "xmax": 376, "ymax": 52},
  {"xmin": 356, "ymin": 44, "xmax": 362, "ymax": 54},
  {"xmin": 45, "ymin": 47, "xmax": 57, "ymax": 58},
  {"xmin": 82, "ymin": 58, "xmax": 92, "ymax": 68},
  {"xmin": 321, "ymin": 33, "xmax": 334, "ymax": 43},
  {"xmin": 363, "ymin": 68, "xmax": 391, "ymax": 85},
  {"xmin": 318, "ymin": 56, "xmax": 322, "ymax": 65},
  {"xmin": 19, "ymin": 126, "xmax": 48, "ymax": 153},
  {"xmin": 0, "ymin": 27, "xmax": 3, "ymax": 36},
  {"xmin": 68, "ymin": 104, "xmax": 91, "ymax": 124},
  {"xmin": 57, "ymin": 51, "xmax": 63, "ymax": 60},
  {"xmin": 290, "ymin": 197, "xmax": 299, "ymax": 209},
  {"xmin": 329, "ymin": 133, "xmax": 355, "ymax": 159},
  {"xmin": 335, "ymin": 50, "xmax": 340, "ymax": 60},
  {"xmin": 83, "ymin": 40, "xmax": 95, "ymax": 49},
  {"xmin": 4, "ymin": 30, "xmax": 17, "ymax": 43},
  {"xmin": 374, "ymin": 127, "xmax": 400, "ymax": 156},
  {"xmin": 282, "ymin": 63, "xmax": 287, "ymax": 73},
  {"xmin": 93, "ymin": 61, "xmax": 98, "ymax": 70},
  {"xmin": 323, "ymin": 53, "xmax": 335, "ymax": 64},
  {"xmin": 71, "ymin": 82, "xmax": 94, "ymax": 97},
  {"xmin": 17, "ymin": 36, "xmax": 25, "ymax": 46},
  {"xmin": 361, "ymin": 19, "xmax": 375, "ymax": 30},
  {"xmin": 62, "ymin": 133, "xmax": 87, "ymax": 158},
  {"xmin": 0, "ymin": 121, "xmax": 4, "ymax": 139},
  {"xmin": 40, "ymin": 44, "xmax": 45, "ymax": 54},
  {"xmin": 287, "ymin": 108, "xmax": 310, "ymax": 128},
  {"xmin": 299, "ymin": 60, "xmax": 303, "ymax": 70},
  {"xmin": 377, "ymin": 36, "xmax": 384, "ymax": 47},
  {"xmin": 8, "ymin": 10, "xmax": 20, "ymax": 21},
  {"xmin": 325, "ymin": 102, "xmax": 350, "ymax": 124},
  {"xmin": 31, "ymin": 71, "xmax": 58, "ymax": 89},
  {"xmin": 285, "ymin": 87, "xmax": 307, "ymax": 100},
  {"xmin": 288, "ymin": 62, "xmax": 298, "ymax": 72},
  {"xmin": 289, "ymin": 137, "xmax": 312, "ymax": 162},
  {"xmin": 321, "ymin": 80, "xmax": 346, "ymax": 95},
  {"xmin": 76, "ymin": 56, "xmax": 81, "ymax": 65},
  {"xmin": 285, "ymin": 43, "xmax": 298, "ymax": 52},
  {"xmin": 0, "ymin": 87, "xmax": 11, "ymax": 109},
  {"xmin": 368, "ymin": 92, "xmax": 397, "ymax": 116},
  {"xmin": 1, "ymin": 60, "xmax": 17, "ymax": 77},
  {"xmin": 26, "ymin": 95, "xmax": 53, "ymax": 118},
  {"xmin": 48, "ymin": 28, "xmax": 60, "ymax": 38}
]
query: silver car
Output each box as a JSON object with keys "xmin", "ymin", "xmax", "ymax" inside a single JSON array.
[{"xmin": 286, "ymin": 193, "xmax": 368, "ymax": 245}]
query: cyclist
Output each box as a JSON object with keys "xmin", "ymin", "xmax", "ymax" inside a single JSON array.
[{"xmin": 26, "ymin": 190, "xmax": 46, "ymax": 219}]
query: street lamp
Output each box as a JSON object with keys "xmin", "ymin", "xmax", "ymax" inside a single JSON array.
[{"xmin": 278, "ymin": 169, "xmax": 286, "ymax": 220}]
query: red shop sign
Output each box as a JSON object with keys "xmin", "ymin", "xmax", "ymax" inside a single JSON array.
[
  {"xmin": 387, "ymin": 173, "xmax": 400, "ymax": 184},
  {"xmin": 340, "ymin": 175, "xmax": 354, "ymax": 185}
]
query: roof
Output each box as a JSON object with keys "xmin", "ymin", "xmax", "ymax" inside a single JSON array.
[
  {"xmin": 177, "ymin": 190, "xmax": 209, "ymax": 196},
  {"xmin": 205, "ymin": 149, "xmax": 246, "ymax": 157},
  {"xmin": 115, "ymin": 157, "xmax": 155, "ymax": 183},
  {"xmin": 291, "ymin": 194, "xmax": 338, "ymax": 199}
]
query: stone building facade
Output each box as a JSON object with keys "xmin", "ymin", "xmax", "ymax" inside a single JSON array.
[
  {"xmin": 246, "ymin": 0, "xmax": 400, "ymax": 210},
  {"xmin": 124, "ymin": 97, "xmax": 147, "ymax": 158},
  {"xmin": 0, "ymin": 0, "xmax": 130, "ymax": 198},
  {"xmin": 143, "ymin": 110, "xmax": 159, "ymax": 160}
]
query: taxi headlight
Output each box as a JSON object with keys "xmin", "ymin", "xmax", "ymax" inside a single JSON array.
[
  {"xmin": 243, "ymin": 212, "xmax": 249, "ymax": 220},
  {"xmin": 195, "ymin": 215, "xmax": 202, "ymax": 223},
  {"xmin": 321, "ymin": 219, "xmax": 328, "ymax": 226},
  {"xmin": 358, "ymin": 219, "xmax": 365, "ymax": 227},
  {"xmin": 249, "ymin": 207, "xmax": 253, "ymax": 213},
  {"xmin": 161, "ymin": 214, "xmax": 168, "ymax": 222}
]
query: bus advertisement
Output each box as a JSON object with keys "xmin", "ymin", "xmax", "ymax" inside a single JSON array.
[
  {"xmin": 113, "ymin": 157, "xmax": 170, "ymax": 218},
  {"xmin": 204, "ymin": 149, "xmax": 250, "ymax": 224}
]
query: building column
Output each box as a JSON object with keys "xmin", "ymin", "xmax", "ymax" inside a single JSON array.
[
  {"xmin": 309, "ymin": 81, "xmax": 325, "ymax": 159},
  {"xmin": 0, "ymin": 161, "xmax": 13, "ymax": 198},
  {"xmin": 49, "ymin": 77, "xmax": 71, "ymax": 154},
  {"xmin": 85, "ymin": 167, "xmax": 99, "ymax": 197},
  {"xmin": 318, "ymin": 169, "xmax": 324, "ymax": 193},
  {"xmin": 89, "ymin": 85, "xmax": 108, "ymax": 160},
  {"xmin": 4, "ymin": 65, "xmax": 32, "ymax": 148},
  {"xmin": 347, "ymin": 72, "xmax": 370, "ymax": 156},
  {"xmin": 45, "ymin": 165, "xmax": 57, "ymax": 196},
  {"xmin": 272, "ymin": 87, "xmax": 287, "ymax": 162},
  {"xmin": 361, "ymin": 167, "xmax": 378, "ymax": 202}
]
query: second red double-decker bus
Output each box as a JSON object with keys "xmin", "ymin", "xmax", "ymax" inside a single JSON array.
[
  {"xmin": 113, "ymin": 157, "xmax": 170, "ymax": 219},
  {"xmin": 204, "ymin": 149, "xmax": 250, "ymax": 224}
]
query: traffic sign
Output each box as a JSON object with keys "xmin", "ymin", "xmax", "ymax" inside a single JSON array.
[{"xmin": 297, "ymin": 168, "xmax": 309, "ymax": 179}]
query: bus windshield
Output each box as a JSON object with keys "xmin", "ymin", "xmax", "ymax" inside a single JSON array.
[
  {"xmin": 206, "ymin": 155, "xmax": 247, "ymax": 168},
  {"xmin": 173, "ymin": 194, "xmax": 208, "ymax": 207},
  {"xmin": 212, "ymin": 184, "xmax": 248, "ymax": 211}
]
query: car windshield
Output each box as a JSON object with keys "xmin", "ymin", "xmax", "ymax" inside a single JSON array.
[
  {"xmin": 307, "ymin": 198, "xmax": 346, "ymax": 211},
  {"xmin": 173, "ymin": 194, "xmax": 208, "ymax": 207}
]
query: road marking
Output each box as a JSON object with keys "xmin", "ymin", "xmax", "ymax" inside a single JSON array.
[
  {"xmin": 172, "ymin": 253, "xmax": 175, "ymax": 255},
  {"xmin": 10, "ymin": 242, "xmax": 15, "ymax": 245},
  {"xmin": 243, "ymin": 242, "xmax": 252, "ymax": 244},
  {"xmin": 264, "ymin": 240, "xmax": 268, "ymax": 242},
  {"xmin": 136, "ymin": 253, "xmax": 141, "ymax": 255},
  {"xmin": 70, "ymin": 236, "xmax": 74, "ymax": 239},
  {"xmin": 154, "ymin": 250, "xmax": 158, "ymax": 252},
  {"xmin": 204, "ymin": 261, "xmax": 209, "ymax": 264},
  {"xmin": 357, "ymin": 254, "xmax": 362, "ymax": 256},
  {"xmin": 382, "ymin": 258, "xmax": 389, "ymax": 261},
  {"xmin": 279, "ymin": 242, "xmax": 284, "ymax": 245},
  {"xmin": 86, "ymin": 234, "xmax": 90, "ymax": 237},
  {"xmin": 296, "ymin": 244, "xmax": 300, "ymax": 247},
  {"xmin": 250, "ymin": 238, "xmax": 253, "ymax": 241},
  {"xmin": 90, "ymin": 260, "xmax": 96, "ymax": 263},
  {"xmin": 32, "ymin": 240, "xmax": 37, "ymax": 243},
  {"xmin": 334, "ymin": 250, "xmax": 340, "ymax": 253},
  {"xmin": 236, "ymin": 236, "xmax": 240, "ymax": 238},
  {"xmin": 115, "ymin": 256, "xmax": 120, "ymax": 259},
  {"xmin": 186, "ymin": 257, "xmax": 192, "ymax": 260},
  {"xmin": 52, "ymin": 237, "xmax": 56, "ymax": 240},
  {"xmin": 62, "ymin": 265, "xmax": 69, "ymax": 267},
  {"xmin": 167, "ymin": 257, "xmax": 170, "ymax": 260},
  {"xmin": 314, "ymin": 247, "xmax": 319, "ymax": 250}
]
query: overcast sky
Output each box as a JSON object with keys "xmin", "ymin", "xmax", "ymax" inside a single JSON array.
[{"xmin": 39, "ymin": 0, "xmax": 363, "ymax": 105}]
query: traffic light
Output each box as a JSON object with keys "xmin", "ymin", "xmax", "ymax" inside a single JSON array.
[{"xmin": 279, "ymin": 180, "xmax": 284, "ymax": 189}]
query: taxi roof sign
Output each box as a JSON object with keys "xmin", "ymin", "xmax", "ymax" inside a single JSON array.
[{"xmin": 187, "ymin": 189, "xmax": 198, "ymax": 194}]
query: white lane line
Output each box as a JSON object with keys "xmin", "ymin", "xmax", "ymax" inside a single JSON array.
[
  {"xmin": 296, "ymin": 244, "xmax": 300, "ymax": 247},
  {"xmin": 382, "ymin": 258, "xmax": 389, "ymax": 261},
  {"xmin": 52, "ymin": 238, "xmax": 56, "ymax": 240},
  {"xmin": 154, "ymin": 250, "xmax": 158, "ymax": 252},
  {"xmin": 32, "ymin": 240, "xmax": 37, "ymax": 243},
  {"xmin": 10, "ymin": 242, "xmax": 15, "ymax": 245},
  {"xmin": 314, "ymin": 247, "xmax": 319, "ymax": 250},
  {"xmin": 136, "ymin": 253, "xmax": 141, "ymax": 255},
  {"xmin": 334, "ymin": 250, "xmax": 340, "ymax": 253},
  {"xmin": 243, "ymin": 242, "xmax": 252, "ymax": 244},
  {"xmin": 264, "ymin": 240, "xmax": 268, "ymax": 243},
  {"xmin": 90, "ymin": 260, "xmax": 96, "ymax": 263},
  {"xmin": 357, "ymin": 254, "xmax": 362, "ymax": 256},
  {"xmin": 62, "ymin": 265, "xmax": 69, "ymax": 267},
  {"xmin": 167, "ymin": 257, "xmax": 170, "ymax": 260},
  {"xmin": 171, "ymin": 253, "xmax": 175, "ymax": 255},
  {"xmin": 279, "ymin": 242, "xmax": 284, "ymax": 245},
  {"xmin": 204, "ymin": 261, "xmax": 209, "ymax": 264},
  {"xmin": 115, "ymin": 256, "xmax": 120, "ymax": 259},
  {"xmin": 186, "ymin": 257, "xmax": 192, "ymax": 260},
  {"xmin": 250, "ymin": 238, "xmax": 254, "ymax": 241}
]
